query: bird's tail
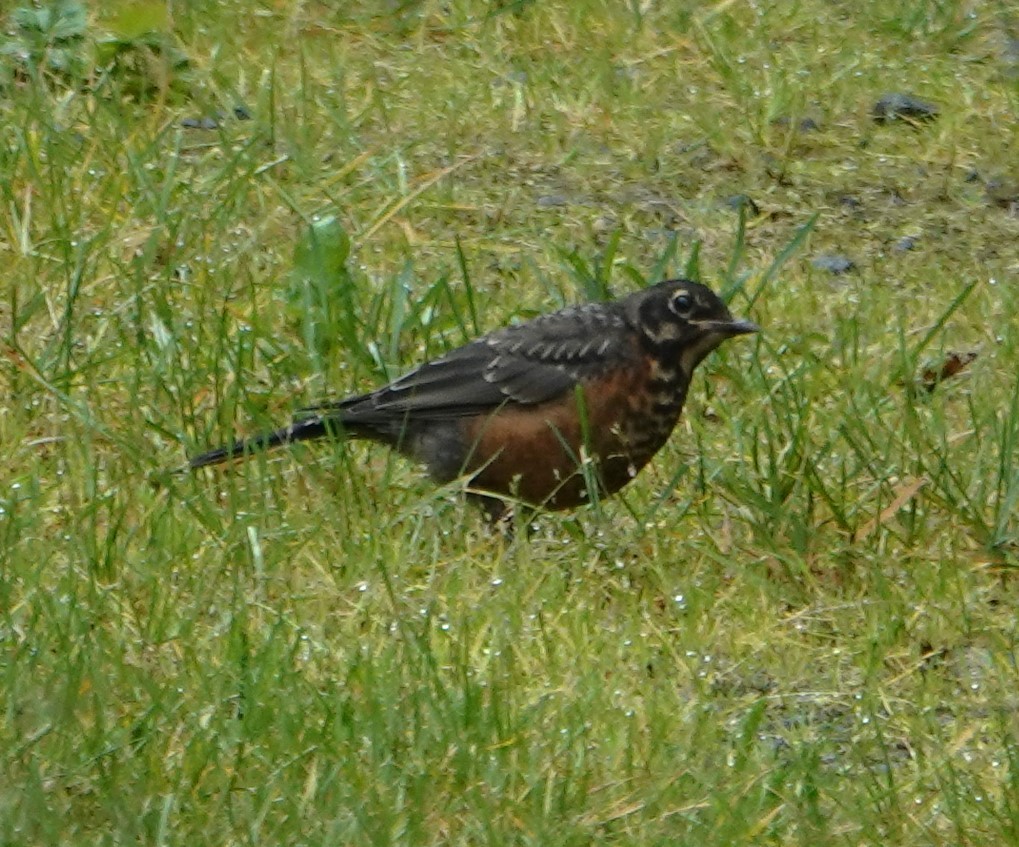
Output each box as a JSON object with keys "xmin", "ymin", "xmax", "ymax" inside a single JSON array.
[{"xmin": 188, "ymin": 413, "xmax": 339, "ymax": 470}]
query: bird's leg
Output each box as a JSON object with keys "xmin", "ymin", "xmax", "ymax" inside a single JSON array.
[{"xmin": 469, "ymin": 492, "xmax": 521, "ymax": 539}]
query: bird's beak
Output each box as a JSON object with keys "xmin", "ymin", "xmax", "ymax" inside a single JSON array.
[{"xmin": 713, "ymin": 318, "xmax": 760, "ymax": 336}]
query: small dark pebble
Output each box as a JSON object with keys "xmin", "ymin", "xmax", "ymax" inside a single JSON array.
[
  {"xmin": 893, "ymin": 235, "xmax": 919, "ymax": 253},
  {"xmin": 536, "ymin": 194, "xmax": 570, "ymax": 208},
  {"xmin": 181, "ymin": 116, "xmax": 220, "ymax": 130},
  {"xmin": 725, "ymin": 194, "xmax": 760, "ymax": 217},
  {"xmin": 772, "ymin": 116, "xmax": 820, "ymax": 132},
  {"xmin": 811, "ymin": 254, "xmax": 856, "ymax": 274},
  {"xmin": 873, "ymin": 92, "xmax": 939, "ymax": 124},
  {"xmin": 181, "ymin": 106, "xmax": 252, "ymax": 130}
]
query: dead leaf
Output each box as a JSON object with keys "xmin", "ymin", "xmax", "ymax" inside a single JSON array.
[{"xmin": 918, "ymin": 351, "xmax": 978, "ymax": 393}]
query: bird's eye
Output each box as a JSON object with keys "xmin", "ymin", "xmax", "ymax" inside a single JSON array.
[{"xmin": 670, "ymin": 292, "xmax": 693, "ymax": 313}]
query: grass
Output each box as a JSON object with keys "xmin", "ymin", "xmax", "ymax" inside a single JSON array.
[{"xmin": 2, "ymin": 0, "xmax": 1019, "ymax": 844}]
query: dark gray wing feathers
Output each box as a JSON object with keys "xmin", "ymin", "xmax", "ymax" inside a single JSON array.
[{"xmin": 327, "ymin": 302, "xmax": 634, "ymax": 424}]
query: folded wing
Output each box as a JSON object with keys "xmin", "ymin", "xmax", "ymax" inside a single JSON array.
[{"xmin": 310, "ymin": 303, "xmax": 637, "ymax": 426}]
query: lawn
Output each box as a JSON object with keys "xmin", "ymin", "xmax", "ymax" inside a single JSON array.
[{"xmin": 2, "ymin": 1, "xmax": 1018, "ymax": 844}]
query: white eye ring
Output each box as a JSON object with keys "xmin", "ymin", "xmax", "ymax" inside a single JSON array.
[{"xmin": 671, "ymin": 293, "xmax": 693, "ymax": 312}]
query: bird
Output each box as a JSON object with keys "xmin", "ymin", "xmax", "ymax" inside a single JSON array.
[{"xmin": 188, "ymin": 279, "xmax": 758, "ymax": 520}]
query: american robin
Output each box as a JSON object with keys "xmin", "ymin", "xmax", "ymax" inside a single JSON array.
[{"xmin": 189, "ymin": 279, "xmax": 758, "ymax": 519}]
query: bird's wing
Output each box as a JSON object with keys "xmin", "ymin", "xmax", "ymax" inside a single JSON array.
[{"xmin": 311, "ymin": 303, "xmax": 637, "ymax": 424}]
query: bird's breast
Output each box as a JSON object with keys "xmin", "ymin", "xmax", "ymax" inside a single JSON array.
[{"xmin": 454, "ymin": 355, "xmax": 689, "ymax": 509}]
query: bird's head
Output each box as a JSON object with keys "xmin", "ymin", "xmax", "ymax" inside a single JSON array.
[{"xmin": 632, "ymin": 279, "xmax": 759, "ymax": 375}]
